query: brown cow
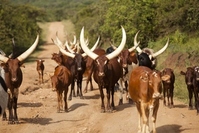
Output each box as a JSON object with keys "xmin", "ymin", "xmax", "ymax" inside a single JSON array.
[
  {"xmin": 80, "ymin": 26, "xmax": 125, "ymax": 112},
  {"xmin": 0, "ymin": 35, "xmax": 39, "ymax": 124},
  {"xmin": 36, "ymin": 59, "xmax": 45, "ymax": 84},
  {"xmin": 83, "ymin": 48, "xmax": 106, "ymax": 93},
  {"xmin": 52, "ymin": 36, "xmax": 99, "ymax": 100},
  {"xmin": 50, "ymin": 65, "xmax": 72, "ymax": 112},
  {"xmin": 161, "ymin": 68, "xmax": 175, "ymax": 108},
  {"xmin": 129, "ymin": 66, "xmax": 162, "ymax": 133},
  {"xmin": 181, "ymin": 66, "xmax": 199, "ymax": 114}
]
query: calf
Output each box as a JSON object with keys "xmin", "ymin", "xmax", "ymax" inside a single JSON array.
[
  {"xmin": 129, "ymin": 66, "xmax": 162, "ymax": 133},
  {"xmin": 51, "ymin": 65, "xmax": 72, "ymax": 112},
  {"xmin": 36, "ymin": 59, "xmax": 45, "ymax": 84},
  {"xmin": 161, "ymin": 68, "xmax": 175, "ymax": 108}
]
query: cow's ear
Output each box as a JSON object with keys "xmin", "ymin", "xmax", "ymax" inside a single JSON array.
[{"xmin": 19, "ymin": 62, "xmax": 25, "ymax": 68}]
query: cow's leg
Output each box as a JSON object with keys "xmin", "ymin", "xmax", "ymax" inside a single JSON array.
[
  {"xmin": 166, "ymin": 88, "xmax": 170, "ymax": 107},
  {"xmin": 163, "ymin": 87, "xmax": 166, "ymax": 106},
  {"xmin": 7, "ymin": 94, "xmax": 14, "ymax": 124},
  {"xmin": 83, "ymin": 70, "xmax": 93, "ymax": 93},
  {"xmin": 151, "ymin": 100, "xmax": 160, "ymax": 133},
  {"xmin": 140, "ymin": 102, "xmax": 150, "ymax": 133},
  {"xmin": 124, "ymin": 80, "xmax": 129, "ymax": 101},
  {"xmin": 13, "ymin": 96, "xmax": 19, "ymax": 124},
  {"xmin": 60, "ymin": 91, "xmax": 63, "ymax": 111},
  {"xmin": 99, "ymin": 86, "xmax": 105, "ymax": 113},
  {"xmin": 77, "ymin": 78, "xmax": 83, "ymax": 99},
  {"xmin": 64, "ymin": 89, "xmax": 68, "ymax": 112},
  {"xmin": 170, "ymin": 87, "xmax": 174, "ymax": 108},
  {"xmin": 56, "ymin": 91, "xmax": 61, "ymax": 113},
  {"xmin": 41, "ymin": 72, "xmax": 44, "ymax": 83},
  {"xmin": 106, "ymin": 87, "xmax": 112, "ymax": 112},
  {"xmin": 188, "ymin": 88, "xmax": 193, "ymax": 109},
  {"xmin": 89, "ymin": 77, "xmax": 94, "ymax": 91},
  {"xmin": 118, "ymin": 78, "xmax": 124, "ymax": 105},
  {"xmin": 111, "ymin": 86, "xmax": 115, "ymax": 111},
  {"xmin": 136, "ymin": 103, "xmax": 142, "ymax": 133},
  {"xmin": 193, "ymin": 88, "xmax": 198, "ymax": 110},
  {"xmin": 2, "ymin": 111, "xmax": 7, "ymax": 121},
  {"xmin": 68, "ymin": 80, "xmax": 75, "ymax": 100}
]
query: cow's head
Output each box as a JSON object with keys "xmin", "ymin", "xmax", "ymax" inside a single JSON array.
[
  {"xmin": 149, "ymin": 70, "xmax": 162, "ymax": 99},
  {"xmin": 80, "ymin": 26, "xmax": 126, "ymax": 78},
  {"xmin": 180, "ymin": 67, "xmax": 194, "ymax": 86},
  {"xmin": 161, "ymin": 68, "xmax": 174, "ymax": 83},
  {"xmin": 0, "ymin": 35, "xmax": 39, "ymax": 82},
  {"xmin": 194, "ymin": 66, "xmax": 199, "ymax": 81},
  {"xmin": 134, "ymin": 31, "xmax": 169, "ymax": 69}
]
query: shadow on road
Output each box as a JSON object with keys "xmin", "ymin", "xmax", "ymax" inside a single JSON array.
[{"xmin": 157, "ymin": 124, "xmax": 190, "ymax": 133}]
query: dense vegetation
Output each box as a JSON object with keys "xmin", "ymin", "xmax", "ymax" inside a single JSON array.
[{"xmin": 2, "ymin": 0, "xmax": 199, "ymax": 102}]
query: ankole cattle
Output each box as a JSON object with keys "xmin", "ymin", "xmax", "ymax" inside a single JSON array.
[
  {"xmin": 181, "ymin": 66, "xmax": 199, "ymax": 114},
  {"xmin": 52, "ymin": 36, "xmax": 99, "ymax": 100},
  {"xmin": 36, "ymin": 59, "xmax": 45, "ymax": 84},
  {"xmin": 80, "ymin": 26, "xmax": 126, "ymax": 112},
  {"xmin": 134, "ymin": 31, "xmax": 169, "ymax": 69},
  {"xmin": 161, "ymin": 68, "xmax": 175, "ymax": 108},
  {"xmin": 50, "ymin": 65, "xmax": 72, "ymax": 112},
  {"xmin": 0, "ymin": 35, "xmax": 39, "ymax": 124},
  {"xmin": 128, "ymin": 66, "xmax": 162, "ymax": 133}
]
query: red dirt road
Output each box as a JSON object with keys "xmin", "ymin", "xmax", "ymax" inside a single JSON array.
[{"xmin": 0, "ymin": 22, "xmax": 199, "ymax": 133}]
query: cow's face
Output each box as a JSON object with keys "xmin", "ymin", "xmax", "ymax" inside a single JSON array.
[
  {"xmin": 51, "ymin": 53, "xmax": 63, "ymax": 65},
  {"xmin": 74, "ymin": 54, "xmax": 85, "ymax": 71},
  {"xmin": 95, "ymin": 55, "xmax": 109, "ymax": 77},
  {"xmin": 149, "ymin": 70, "xmax": 162, "ymax": 99},
  {"xmin": 4, "ymin": 59, "xmax": 22, "ymax": 82},
  {"xmin": 161, "ymin": 68, "xmax": 173, "ymax": 83},
  {"xmin": 118, "ymin": 49, "xmax": 130, "ymax": 69},
  {"xmin": 185, "ymin": 67, "xmax": 194, "ymax": 86}
]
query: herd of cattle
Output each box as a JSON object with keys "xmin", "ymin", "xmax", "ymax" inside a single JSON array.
[{"xmin": 0, "ymin": 26, "xmax": 199, "ymax": 133}]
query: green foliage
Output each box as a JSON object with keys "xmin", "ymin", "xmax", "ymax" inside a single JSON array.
[{"xmin": 0, "ymin": 0, "xmax": 42, "ymax": 56}]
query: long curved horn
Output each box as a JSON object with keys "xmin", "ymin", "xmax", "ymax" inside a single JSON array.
[
  {"xmin": 52, "ymin": 39, "xmax": 75, "ymax": 58},
  {"xmin": 70, "ymin": 34, "xmax": 77, "ymax": 45},
  {"xmin": 0, "ymin": 53, "xmax": 9, "ymax": 63},
  {"xmin": 134, "ymin": 31, "xmax": 142, "ymax": 53},
  {"xmin": 65, "ymin": 40, "xmax": 76, "ymax": 53},
  {"xmin": 0, "ymin": 49, "xmax": 6, "ymax": 56},
  {"xmin": 17, "ymin": 34, "xmax": 39, "ymax": 61},
  {"xmin": 56, "ymin": 32, "xmax": 65, "ymax": 49},
  {"xmin": 80, "ymin": 27, "xmax": 98, "ymax": 60},
  {"xmin": 152, "ymin": 38, "xmax": 169, "ymax": 57},
  {"xmin": 128, "ymin": 41, "xmax": 140, "ymax": 52},
  {"xmin": 106, "ymin": 26, "xmax": 126, "ymax": 60},
  {"xmin": 81, "ymin": 36, "xmax": 100, "ymax": 57}
]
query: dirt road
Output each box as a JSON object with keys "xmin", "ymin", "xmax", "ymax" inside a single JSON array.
[{"xmin": 0, "ymin": 22, "xmax": 199, "ymax": 133}]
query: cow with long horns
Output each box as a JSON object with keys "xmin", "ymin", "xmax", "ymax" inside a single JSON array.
[
  {"xmin": 0, "ymin": 35, "xmax": 39, "ymax": 124},
  {"xmin": 52, "ymin": 35, "xmax": 99, "ymax": 100},
  {"xmin": 80, "ymin": 26, "xmax": 126, "ymax": 112},
  {"xmin": 134, "ymin": 31, "xmax": 169, "ymax": 69}
]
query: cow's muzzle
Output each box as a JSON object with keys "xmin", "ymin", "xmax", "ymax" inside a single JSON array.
[{"xmin": 152, "ymin": 92, "xmax": 162, "ymax": 99}]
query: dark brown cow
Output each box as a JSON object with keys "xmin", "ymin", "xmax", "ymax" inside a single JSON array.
[
  {"xmin": 161, "ymin": 68, "xmax": 175, "ymax": 108},
  {"xmin": 83, "ymin": 48, "xmax": 106, "ymax": 93},
  {"xmin": 50, "ymin": 65, "xmax": 72, "ymax": 112},
  {"xmin": 0, "ymin": 35, "xmax": 39, "ymax": 124},
  {"xmin": 80, "ymin": 26, "xmax": 126, "ymax": 112},
  {"xmin": 52, "ymin": 36, "xmax": 99, "ymax": 100},
  {"xmin": 36, "ymin": 59, "xmax": 45, "ymax": 84},
  {"xmin": 181, "ymin": 66, "xmax": 199, "ymax": 114},
  {"xmin": 129, "ymin": 66, "xmax": 162, "ymax": 133}
]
